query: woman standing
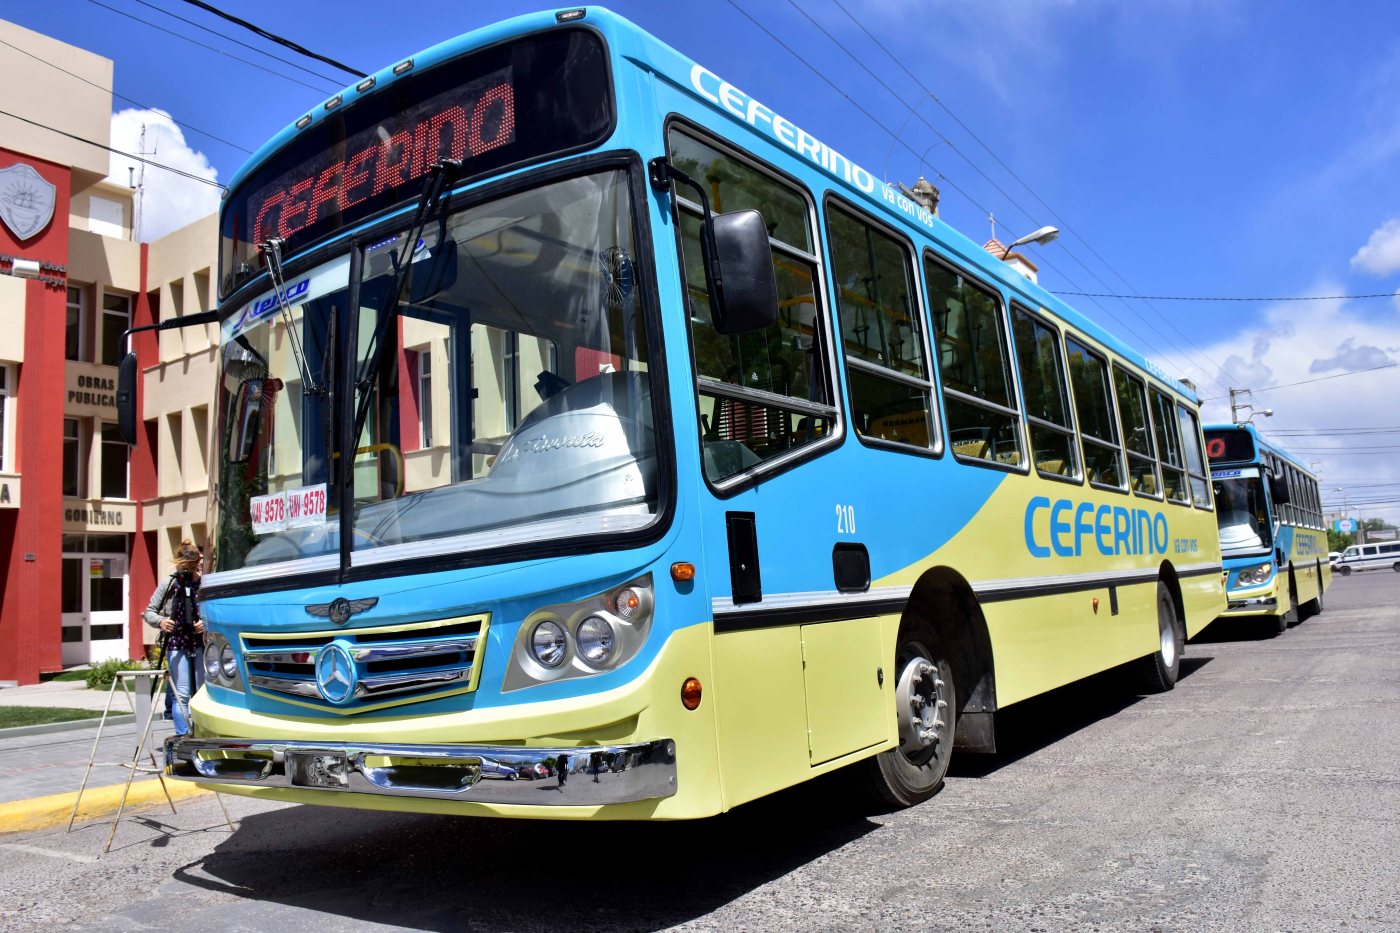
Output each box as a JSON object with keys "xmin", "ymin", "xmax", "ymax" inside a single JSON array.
[{"xmin": 142, "ymin": 540, "xmax": 205, "ymax": 736}]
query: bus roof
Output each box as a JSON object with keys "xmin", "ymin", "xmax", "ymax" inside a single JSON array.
[
  {"xmin": 227, "ymin": 6, "xmax": 1198, "ymax": 404},
  {"xmin": 1203, "ymin": 422, "xmax": 1316, "ymax": 479}
]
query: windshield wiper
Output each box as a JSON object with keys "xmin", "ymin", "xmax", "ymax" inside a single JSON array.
[
  {"xmin": 349, "ymin": 158, "xmax": 461, "ymax": 449},
  {"xmin": 258, "ymin": 237, "xmax": 322, "ymax": 395}
]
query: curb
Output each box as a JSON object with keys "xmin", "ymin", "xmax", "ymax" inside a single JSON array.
[
  {"xmin": 0, "ymin": 714, "xmax": 135, "ymax": 739},
  {"xmin": 0, "ymin": 778, "xmax": 210, "ymax": 834}
]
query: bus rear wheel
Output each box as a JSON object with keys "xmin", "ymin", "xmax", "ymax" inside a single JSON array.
[
  {"xmin": 1132, "ymin": 582, "xmax": 1182, "ymax": 693},
  {"xmin": 861, "ymin": 633, "xmax": 956, "ymax": 808}
]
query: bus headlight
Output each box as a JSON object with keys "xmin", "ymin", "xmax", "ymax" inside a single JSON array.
[
  {"xmin": 203, "ymin": 642, "xmax": 221, "ymax": 680},
  {"xmin": 505, "ymin": 575, "xmax": 655, "ymax": 691},
  {"xmin": 576, "ymin": 615, "xmax": 617, "ymax": 665},
  {"xmin": 530, "ymin": 620, "xmax": 568, "ymax": 668},
  {"xmin": 199, "ymin": 632, "xmax": 245, "ymax": 693},
  {"xmin": 1237, "ymin": 563, "xmax": 1273, "ymax": 586}
]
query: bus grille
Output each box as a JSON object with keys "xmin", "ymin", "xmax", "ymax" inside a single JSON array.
[{"xmin": 241, "ymin": 615, "xmax": 487, "ymax": 712}]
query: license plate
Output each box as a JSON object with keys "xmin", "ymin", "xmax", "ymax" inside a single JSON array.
[{"xmin": 287, "ymin": 751, "xmax": 350, "ymax": 789}]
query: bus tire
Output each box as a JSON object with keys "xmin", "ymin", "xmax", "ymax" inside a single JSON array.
[
  {"xmin": 861, "ymin": 629, "xmax": 957, "ymax": 808},
  {"xmin": 1132, "ymin": 582, "xmax": 1182, "ymax": 693}
]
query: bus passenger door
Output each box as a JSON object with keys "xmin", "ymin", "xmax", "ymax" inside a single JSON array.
[{"xmin": 801, "ymin": 619, "xmax": 887, "ymax": 765}]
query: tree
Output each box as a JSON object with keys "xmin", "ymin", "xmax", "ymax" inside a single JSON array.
[{"xmin": 1327, "ymin": 529, "xmax": 1353, "ymax": 552}]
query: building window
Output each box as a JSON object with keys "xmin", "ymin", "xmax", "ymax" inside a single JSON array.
[
  {"xmin": 100, "ymin": 422, "xmax": 128, "ymax": 499},
  {"xmin": 66, "ymin": 287, "xmax": 86, "ymax": 362},
  {"xmin": 0, "ymin": 365, "xmax": 10, "ymax": 472},
  {"xmin": 101, "ymin": 293, "xmax": 132, "ymax": 366},
  {"xmin": 63, "ymin": 418, "xmax": 85, "ymax": 497},
  {"xmin": 415, "ymin": 349, "xmax": 434, "ymax": 447}
]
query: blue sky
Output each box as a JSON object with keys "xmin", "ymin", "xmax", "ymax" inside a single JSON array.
[{"xmin": 7, "ymin": 0, "xmax": 1400, "ymax": 523}]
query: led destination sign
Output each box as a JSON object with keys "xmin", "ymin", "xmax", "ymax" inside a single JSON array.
[
  {"xmin": 220, "ymin": 29, "xmax": 614, "ymax": 295},
  {"xmin": 248, "ymin": 72, "xmax": 517, "ymax": 248}
]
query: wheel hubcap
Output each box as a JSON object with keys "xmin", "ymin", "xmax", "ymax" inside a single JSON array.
[
  {"xmin": 896, "ymin": 656, "xmax": 949, "ymax": 758},
  {"xmin": 1158, "ymin": 599, "xmax": 1177, "ymax": 667}
]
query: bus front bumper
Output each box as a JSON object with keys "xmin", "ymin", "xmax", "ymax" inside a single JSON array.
[
  {"xmin": 164, "ymin": 735, "xmax": 677, "ymax": 805},
  {"xmin": 1224, "ymin": 595, "xmax": 1278, "ymax": 614}
]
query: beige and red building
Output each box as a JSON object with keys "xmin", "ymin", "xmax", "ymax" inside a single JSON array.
[{"xmin": 0, "ymin": 19, "xmax": 218, "ymax": 683}]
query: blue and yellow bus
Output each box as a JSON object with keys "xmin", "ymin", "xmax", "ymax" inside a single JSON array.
[
  {"xmin": 1204, "ymin": 423, "xmax": 1328, "ymax": 635},
  {"xmin": 130, "ymin": 7, "xmax": 1225, "ymax": 819}
]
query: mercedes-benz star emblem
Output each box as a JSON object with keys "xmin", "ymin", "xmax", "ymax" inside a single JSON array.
[
  {"xmin": 305, "ymin": 596, "xmax": 378, "ymax": 625},
  {"xmin": 314, "ymin": 643, "xmax": 357, "ymax": 704}
]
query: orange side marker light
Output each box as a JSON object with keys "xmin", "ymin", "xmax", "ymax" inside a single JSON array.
[
  {"xmin": 671, "ymin": 562, "xmax": 696, "ymax": 582},
  {"xmin": 681, "ymin": 677, "xmax": 703, "ymax": 710}
]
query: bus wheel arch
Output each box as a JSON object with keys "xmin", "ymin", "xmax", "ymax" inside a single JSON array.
[{"xmin": 860, "ymin": 567, "xmax": 996, "ymax": 809}]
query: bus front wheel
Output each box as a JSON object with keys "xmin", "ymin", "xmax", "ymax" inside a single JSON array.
[
  {"xmin": 862, "ymin": 632, "xmax": 957, "ymax": 808},
  {"xmin": 1133, "ymin": 582, "xmax": 1183, "ymax": 693}
]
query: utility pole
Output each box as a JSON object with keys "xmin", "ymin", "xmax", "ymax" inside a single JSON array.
[{"xmin": 1229, "ymin": 388, "xmax": 1272, "ymax": 425}]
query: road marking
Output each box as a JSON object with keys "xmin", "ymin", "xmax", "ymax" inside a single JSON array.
[{"xmin": 0, "ymin": 843, "xmax": 99, "ymax": 863}]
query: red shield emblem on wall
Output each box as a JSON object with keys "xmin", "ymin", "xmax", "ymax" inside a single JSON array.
[{"xmin": 0, "ymin": 163, "xmax": 57, "ymax": 241}]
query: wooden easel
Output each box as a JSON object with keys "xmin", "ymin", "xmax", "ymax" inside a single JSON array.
[{"xmin": 66, "ymin": 668, "xmax": 234, "ymax": 853}]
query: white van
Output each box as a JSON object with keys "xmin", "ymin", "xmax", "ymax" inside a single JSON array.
[{"xmin": 1335, "ymin": 541, "xmax": 1400, "ymax": 575}]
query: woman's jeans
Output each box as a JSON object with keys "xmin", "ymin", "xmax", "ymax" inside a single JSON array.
[{"xmin": 167, "ymin": 646, "xmax": 205, "ymax": 736}]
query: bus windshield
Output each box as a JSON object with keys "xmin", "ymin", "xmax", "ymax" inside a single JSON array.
[
  {"xmin": 1213, "ymin": 472, "xmax": 1272, "ymax": 553},
  {"xmin": 211, "ymin": 169, "xmax": 658, "ymax": 577}
]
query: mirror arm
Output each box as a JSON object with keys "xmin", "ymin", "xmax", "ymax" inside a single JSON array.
[
  {"xmin": 648, "ymin": 157, "xmax": 724, "ymax": 295},
  {"xmin": 119, "ymin": 310, "xmax": 220, "ymax": 354}
]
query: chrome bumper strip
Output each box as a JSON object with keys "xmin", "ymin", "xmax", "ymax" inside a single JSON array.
[
  {"xmin": 1225, "ymin": 596, "xmax": 1279, "ymax": 613},
  {"xmin": 164, "ymin": 736, "xmax": 678, "ymax": 804}
]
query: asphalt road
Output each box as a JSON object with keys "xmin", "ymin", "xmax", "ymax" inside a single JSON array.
[{"xmin": 3, "ymin": 570, "xmax": 1398, "ymax": 932}]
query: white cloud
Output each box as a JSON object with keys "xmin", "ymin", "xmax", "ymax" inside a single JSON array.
[
  {"xmin": 1155, "ymin": 287, "xmax": 1400, "ymax": 524},
  {"xmin": 1350, "ymin": 218, "xmax": 1400, "ymax": 277},
  {"xmin": 105, "ymin": 109, "xmax": 220, "ymax": 243}
]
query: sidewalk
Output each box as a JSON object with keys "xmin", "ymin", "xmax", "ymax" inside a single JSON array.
[{"xmin": 0, "ymin": 681, "xmax": 206, "ymax": 832}]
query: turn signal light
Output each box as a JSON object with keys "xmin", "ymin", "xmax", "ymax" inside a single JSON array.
[
  {"xmin": 671, "ymin": 562, "xmax": 695, "ymax": 582},
  {"xmin": 681, "ymin": 677, "xmax": 702, "ymax": 710}
]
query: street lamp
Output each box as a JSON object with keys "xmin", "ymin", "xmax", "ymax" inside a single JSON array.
[{"xmin": 1001, "ymin": 225, "xmax": 1059, "ymax": 258}]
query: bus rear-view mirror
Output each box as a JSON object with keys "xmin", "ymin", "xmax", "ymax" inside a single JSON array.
[
  {"xmin": 409, "ymin": 239, "xmax": 457, "ymax": 305},
  {"xmin": 705, "ymin": 209, "xmax": 778, "ymax": 335},
  {"xmin": 230, "ymin": 379, "xmax": 264, "ymax": 464}
]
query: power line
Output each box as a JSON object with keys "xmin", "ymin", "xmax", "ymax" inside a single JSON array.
[
  {"xmin": 0, "ymin": 109, "xmax": 225, "ymax": 189},
  {"xmin": 821, "ymin": 0, "xmax": 1249, "ymax": 398},
  {"xmin": 1059, "ymin": 290, "xmax": 1398, "ymax": 302},
  {"xmin": 0, "ymin": 37, "xmax": 250, "ymax": 155},
  {"xmin": 728, "ymin": 0, "xmax": 1234, "ymax": 400},
  {"xmin": 773, "ymin": 0, "xmax": 1238, "ymax": 400},
  {"xmin": 131, "ymin": 0, "xmax": 350, "ymax": 84},
  {"xmin": 1200, "ymin": 362, "xmax": 1399, "ymax": 400},
  {"xmin": 173, "ymin": 0, "xmax": 366, "ymax": 78},
  {"xmin": 82, "ymin": 0, "xmax": 337, "ymax": 94}
]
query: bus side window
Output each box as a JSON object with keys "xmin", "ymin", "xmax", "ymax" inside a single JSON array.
[
  {"xmin": 1010, "ymin": 305, "xmax": 1077, "ymax": 480},
  {"xmin": 1113, "ymin": 365, "xmax": 1160, "ymax": 497},
  {"xmin": 668, "ymin": 128, "xmax": 839, "ymax": 483},
  {"xmin": 1176, "ymin": 404, "xmax": 1212, "ymax": 508},
  {"xmin": 925, "ymin": 257, "xmax": 1023, "ymax": 468},
  {"xmin": 1065, "ymin": 337, "xmax": 1124, "ymax": 490},
  {"xmin": 1150, "ymin": 387, "xmax": 1188, "ymax": 503},
  {"xmin": 825, "ymin": 199, "xmax": 934, "ymax": 452}
]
